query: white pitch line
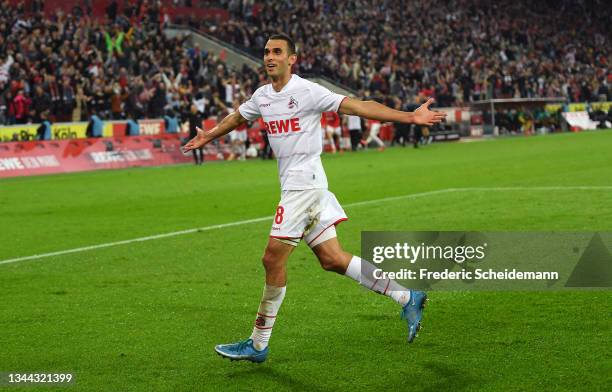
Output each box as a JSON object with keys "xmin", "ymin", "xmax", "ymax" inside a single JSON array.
[
  {"xmin": 1, "ymin": 186, "xmax": 611, "ymax": 266},
  {"xmin": 340, "ymin": 188, "xmax": 458, "ymax": 208},
  {"xmin": 455, "ymin": 186, "xmax": 612, "ymax": 192},
  {"xmin": 0, "ymin": 216, "xmax": 272, "ymax": 266}
]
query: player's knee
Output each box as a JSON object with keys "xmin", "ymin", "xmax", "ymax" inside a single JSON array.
[
  {"xmin": 317, "ymin": 250, "xmax": 344, "ymax": 273},
  {"xmin": 261, "ymin": 250, "xmax": 283, "ymax": 272}
]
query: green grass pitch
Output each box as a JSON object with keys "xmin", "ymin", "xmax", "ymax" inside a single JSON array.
[{"xmin": 1, "ymin": 131, "xmax": 611, "ymax": 391}]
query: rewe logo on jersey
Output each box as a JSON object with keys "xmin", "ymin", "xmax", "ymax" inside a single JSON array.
[
  {"xmin": 288, "ymin": 96, "xmax": 298, "ymax": 109},
  {"xmin": 263, "ymin": 118, "xmax": 301, "ymax": 134}
]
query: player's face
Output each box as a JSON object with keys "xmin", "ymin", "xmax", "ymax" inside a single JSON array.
[{"xmin": 264, "ymin": 40, "xmax": 296, "ymax": 78}]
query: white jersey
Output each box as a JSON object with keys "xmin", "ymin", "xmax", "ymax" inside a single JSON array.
[
  {"xmin": 347, "ymin": 115, "xmax": 362, "ymax": 130},
  {"xmin": 239, "ymin": 74, "xmax": 346, "ymax": 190}
]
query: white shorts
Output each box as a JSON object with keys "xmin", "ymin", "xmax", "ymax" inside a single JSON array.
[
  {"xmin": 269, "ymin": 189, "xmax": 348, "ymax": 247},
  {"xmin": 326, "ymin": 126, "xmax": 342, "ymax": 136},
  {"xmin": 369, "ymin": 122, "xmax": 381, "ymax": 136}
]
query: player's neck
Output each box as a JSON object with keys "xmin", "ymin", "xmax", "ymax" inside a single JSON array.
[{"xmin": 270, "ymin": 72, "xmax": 292, "ymax": 92}]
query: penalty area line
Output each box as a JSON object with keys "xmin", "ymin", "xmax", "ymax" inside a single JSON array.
[{"xmin": 1, "ymin": 186, "xmax": 611, "ymax": 266}]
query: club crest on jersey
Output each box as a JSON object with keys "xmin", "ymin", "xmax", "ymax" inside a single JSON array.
[{"xmin": 288, "ymin": 96, "xmax": 298, "ymax": 109}]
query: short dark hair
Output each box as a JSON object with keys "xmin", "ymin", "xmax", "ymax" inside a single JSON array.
[{"xmin": 267, "ymin": 33, "xmax": 296, "ymax": 55}]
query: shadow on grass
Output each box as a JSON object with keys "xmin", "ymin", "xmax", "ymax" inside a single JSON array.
[
  {"xmin": 216, "ymin": 360, "xmax": 479, "ymax": 392},
  {"xmin": 224, "ymin": 366, "xmax": 330, "ymax": 392},
  {"xmin": 412, "ymin": 361, "xmax": 480, "ymax": 392}
]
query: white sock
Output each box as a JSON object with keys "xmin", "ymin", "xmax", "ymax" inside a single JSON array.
[
  {"xmin": 250, "ymin": 284, "xmax": 286, "ymax": 351},
  {"xmin": 345, "ymin": 256, "xmax": 411, "ymax": 306}
]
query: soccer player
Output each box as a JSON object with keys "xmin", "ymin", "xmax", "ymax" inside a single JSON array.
[
  {"xmin": 227, "ymin": 99, "xmax": 248, "ymax": 160},
  {"xmin": 365, "ymin": 118, "xmax": 386, "ymax": 151},
  {"xmin": 323, "ymin": 110, "xmax": 342, "ymax": 153},
  {"xmin": 345, "ymin": 112, "xmax": 364, "ymax": 151},
  {"xmin": 183, "ymin": 34, "xmax": 446, "ymax": 363}
]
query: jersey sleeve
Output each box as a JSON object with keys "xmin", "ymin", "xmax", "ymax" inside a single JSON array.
[
  {"xmin": 238, "ymin": 92, "xmax": 261, "ymax": 121},
  {"xmin": 309, "ymin": 83, "xmax": 346, "ymax": 113}
]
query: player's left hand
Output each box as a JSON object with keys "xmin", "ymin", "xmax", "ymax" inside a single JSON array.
[{"xmin": 414, "ymin": 98, "xmax": 447, "ymax": 126}]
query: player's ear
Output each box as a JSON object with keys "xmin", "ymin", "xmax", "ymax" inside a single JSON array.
[{"xmin": 288, "ymin": 53, "xmax": 297, "ymax": 66}]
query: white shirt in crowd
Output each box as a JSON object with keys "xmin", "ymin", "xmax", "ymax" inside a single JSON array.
[{"xmin": 347, "ymin": 115, "xmax": 362, "ymax": 130}]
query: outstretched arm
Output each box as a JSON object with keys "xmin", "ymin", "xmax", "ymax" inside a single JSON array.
[
  {"xmin": 183, "ymin": 110, "xmax": 248, "ymax": 151},
  {"xmin": 338, "ymin": 97, "xmax": 446, "ymax": 126}
]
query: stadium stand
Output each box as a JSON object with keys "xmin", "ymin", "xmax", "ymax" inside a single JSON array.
[
  {"xmin": 198, "ymin": 0, "xmax": 611, "ymax": 106},
  {"xmin": 0, "ymin": 0, "xmax": 263, "ymax": 129},
  {"xmin": 0, "ymin": 0, "xmax": 610, "ymax": 142}
]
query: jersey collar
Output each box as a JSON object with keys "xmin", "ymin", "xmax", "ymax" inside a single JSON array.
[{"xmin": 271, "ymin": 74, "xmax": 297, "ymax": 94}]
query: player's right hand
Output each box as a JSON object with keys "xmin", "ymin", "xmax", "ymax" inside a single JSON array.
[{"xmin": 182, "ymin": 127, "xmax": 207, "ymax": 152}]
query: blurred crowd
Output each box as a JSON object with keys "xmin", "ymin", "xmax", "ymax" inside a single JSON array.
[
  {"xmin": 198, "ymin": 0, "xmax": 611, "ymax": 107},
  {"xmin": 0, "ymin": 0, "xmax": 263, "ymax": 126},
  {"xmin": 0, "ymin": 0, "xmax": 610, "ymax": 132}
]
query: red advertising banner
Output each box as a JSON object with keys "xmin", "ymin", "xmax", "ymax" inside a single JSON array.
[{"xmin": 0, "ymin": 134, "xmax": 193, "ymax": 179}]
